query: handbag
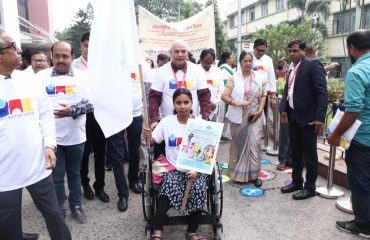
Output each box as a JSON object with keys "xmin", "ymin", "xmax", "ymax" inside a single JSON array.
[{"xmin": 152, "ymin": 154, "xmax": 175, "ymax": 184}]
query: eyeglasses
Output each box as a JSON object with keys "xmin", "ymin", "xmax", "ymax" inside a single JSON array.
[
  {"xmin": 0, "ymin": 42, "xmax": 17, "ymax": 52},
  {"xmin": 32, "ymin": 59, "xmax": 47, "ymax": 63}
]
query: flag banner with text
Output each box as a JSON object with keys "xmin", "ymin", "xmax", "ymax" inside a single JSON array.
[{"xmin": 138, "ymin": 4, "xmax": 215, "ymax": 62}]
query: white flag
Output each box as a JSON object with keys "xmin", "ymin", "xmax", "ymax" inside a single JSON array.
[{"xmin": 88, "ymin": 0, "xmax": 140, "ymax": 137}]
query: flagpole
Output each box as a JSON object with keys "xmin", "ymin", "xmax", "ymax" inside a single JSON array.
[{"xmin": 138, "ymin": 64, "xmax": 150, "ymax": 148}]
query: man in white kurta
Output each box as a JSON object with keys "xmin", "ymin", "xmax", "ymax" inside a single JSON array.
[{"xmin": 0, "ymin": 32, "xmax": 71, "ymax": 240}]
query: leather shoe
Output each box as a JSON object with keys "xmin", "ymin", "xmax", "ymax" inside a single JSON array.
[
  {"xmin": 129, "ymin": 182, "xmax": 143, "ymax": 194},
  {"xmin": 22, "ymin": 232, "xmax": 39, "ymax": 240},
  {"xmin": 292, "ymin": 189, "xmax": 316, "ymax": 200},
  {"xmin": 82, "ymin": 184, "xmax": 94, "ymax": 200},
  {"xmin": 281, "ymin": 182, "xmax": 303, "ymax": 193},
  {"xmin": 95, "ymin": 189, "xmax": 110, "ymax": 203},
  {"xmin": 117, "ymin": 197, "xmax": 128, "ymax": 211},
  {"xmin": 253, "ymin": 178, "xmax": 262, "ymax": 187}
]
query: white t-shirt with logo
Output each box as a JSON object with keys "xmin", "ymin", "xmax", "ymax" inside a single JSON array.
[
  {"xmin": 253, "ymin": 54, "xmax": 276, "ymax": 93},
  {"xmin": 0, "ymin": 70, "xmax": 56, "ymax": 191},
  {"xmin": 37, "ymin": 67, "xmax": 88, "ymax": 145},
  {"xmin": 130, "ymin": 62, "xmax": 151, "ymax": 117},
  {"xmin": 151, "ymin": 61, "xmax": 208, "ymax": 119},
  {"xmin": 152, "ymin": 115, "xmax": 198, "ymax": 172}
]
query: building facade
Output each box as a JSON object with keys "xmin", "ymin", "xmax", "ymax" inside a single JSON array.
[{"xmin": 224, "ymin": 0, "xmax": 370, "ymax": 77}]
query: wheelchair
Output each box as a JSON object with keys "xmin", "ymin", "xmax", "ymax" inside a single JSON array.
[{"xmin": 140, "ymin": 148, "xmax": 223, "ymax": 240}]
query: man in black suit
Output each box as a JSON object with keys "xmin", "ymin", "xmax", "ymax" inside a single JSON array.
[{"xmin": 280, "ymin": 39, "xmax": 327, "ymax": 200}]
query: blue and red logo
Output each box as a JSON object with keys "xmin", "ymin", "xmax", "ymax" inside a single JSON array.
[
  {"xmin": 253, "ymin": 65, "xmax": 268, "ymax": 71},
  {"xmin": 0, "ymin": 98, "xmax": 34, "ymax": 118},
  {"xmin": 168, "ymin": 134, "xmax": 182, "ymax": 147},
  {"xmin": 46, "ymin": 84, "xmax": 75, "ymax": 96}
]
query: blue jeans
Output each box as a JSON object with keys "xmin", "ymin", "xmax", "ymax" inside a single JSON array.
[
  {"xmin": 345, "ymin": 140, "xmax": 370, "ymax": 229},
  {"xmin": 53, "ymin": 143, "xmax": 85, "ymax": 215}
]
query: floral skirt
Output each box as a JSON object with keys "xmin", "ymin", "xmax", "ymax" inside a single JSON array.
[{"xmin": 159, "ymin": 170, "xmax": 208, "ymax": 215}]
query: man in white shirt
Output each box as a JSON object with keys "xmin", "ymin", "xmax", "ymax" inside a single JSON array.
[
  {"xmin": 0, "ymin": 32, "xmax": 71, "ymax": 240},
  {"xmin": 37, "ymin": 41, "xmax": 92, "ymax": 224},
  {"xmin": 30, "ymin": 51, "xmax": 50, "ymax": 74},
  {"xmin": 149, "ymin": 39, "xmax": 212, "ymax": 158}
]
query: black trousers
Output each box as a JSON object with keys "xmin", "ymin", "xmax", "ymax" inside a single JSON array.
[
  {"xmin": 0, "ymin": 175, "xmax": 71, "ymax": 240},
  {"xmin": 126, "ymin": 115, "xmax": 143, "ymax": 183},
  {"xmin": 289, "ymin": 120, "xmax": 318, "ymax": 190},
  {"xmin": 152, "ymin": 195, "xmax": 202, "ymax": 233},
  {"xmin": 80, "ymin": 112, "xmax": 106, "ymax": 190}
]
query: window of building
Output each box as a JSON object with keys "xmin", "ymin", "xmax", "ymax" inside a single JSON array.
[
  {"xmin": 249, "ymin": 6, "xmax": 256, "ymax": 21},
  {"xmin": 262, "ymin": 1, "xmax": 268, "ymax": 17},
  {"xmin": 330, "ymin": 57, "xmax": 351, "ymax": 78},
  {"xmin": 241, "ymin": 10, "xmax": 246, "ymax": 25},
  {"xmin": 333, "ymin": 9, "xmax": 356, "ymax": 35},
  {"xmin": 363, "ymin": 4, "xmax": 370, "ymax": 29},
  {"xmin": 229, "ymin": 15, "xmax": 236, "ymax": 29},
  {"xmin": 276, "ymin": 0, "xmax": 285, "ymax": 11}
]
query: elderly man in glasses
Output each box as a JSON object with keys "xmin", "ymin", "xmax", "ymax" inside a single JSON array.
[{"xmin": 0, "ymin": 32, "xmax": 71, "ymax": 240}]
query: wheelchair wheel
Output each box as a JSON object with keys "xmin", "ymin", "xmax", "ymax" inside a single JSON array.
[
  {"xmin": 211, "ymin": 163, "xmax": 223, "ymax": 218},
  {"xmin": 213, "ymin": 223, "xmax": 223, "ymax": 240},
  {"xmin": 141, "ymin": 164, "xmax": 152, "ymax": 221}
]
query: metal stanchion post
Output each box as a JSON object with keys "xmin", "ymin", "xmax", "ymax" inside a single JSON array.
[
  {"xmin": 267, "ymin": 96, "xmax": 279, "ymax": 156},
  {"xmin": 262, "ymin": 95, "xmax": 272, "ymax": 151},
  {"xmin": 316, "ymin": 145, "xmax": 344, "ymax": 198},
  {"xmin": 336, "ymin": 194, "xmax": 353, "ymax": 214}
]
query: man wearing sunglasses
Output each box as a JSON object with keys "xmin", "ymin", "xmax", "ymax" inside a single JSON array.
[{"xmin": 0, "ymin": 32, "xmax": 71, "ymax": 239}]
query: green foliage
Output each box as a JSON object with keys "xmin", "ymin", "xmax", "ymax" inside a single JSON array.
[
  {"xmin": 134, "ymin": 0, "xmax": 202, "ymax": 22},
  {"xmin": 243, "ymin": 20, "xmax": 325, "ymax": 64},
  {"xmin": 55, "ymin": 4, "xmax": 93, "ymax": 57},
  {"xmin": 327, "ymin": 78, "xmax": 345, "ymax": 100},
  {"xmin": 205, "ymin": 0, "xmax": 228, "ymax": 58}
]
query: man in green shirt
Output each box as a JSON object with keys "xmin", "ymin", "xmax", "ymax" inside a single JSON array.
[{"xmin": 328, "ymin": 29, "xmax": 370, "ymax": 239}]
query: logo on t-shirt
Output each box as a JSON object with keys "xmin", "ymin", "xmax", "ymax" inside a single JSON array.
[
  {"xmin": 168, "ymin": 79, "xmax": 194, "ymax": 90},
  {"xmin": 207, "ymin": 79, "xmax": 218, "ymax": 87},
  {"xmin": 168, "ymin": 134, "xmax": 182, "ymax": 147},
  {"xmin": 253, "ymin": 65, "xmax": 268, "ymax": 71},
  {"xmin": 0, "ymin": 98, "xmax": 35, "ymax": 119},
  {"xmin": 131, "ymin": 72, "xmax": 141, "ymax": 81},
  {"xmin": 46, "ymin": 84, "xmax": 76, "ymax": 96}
]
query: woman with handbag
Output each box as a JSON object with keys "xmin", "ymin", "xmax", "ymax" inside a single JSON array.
[
  {"xmin": 143, "ymin": 88, "xmax": 208, "ymax": 240},
  {"xmin": 221, "ymin": 51, "xmax": 267, "ymax": 186}
]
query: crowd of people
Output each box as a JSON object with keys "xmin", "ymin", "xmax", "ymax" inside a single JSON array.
[{"xmin": 0, "ymin": 28, "xmax": 369, "ymax": 240}]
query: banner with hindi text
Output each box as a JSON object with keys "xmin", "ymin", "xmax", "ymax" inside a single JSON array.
[{"xmin": 138, "ymin": 5, "xmax": 216, "ymax": 62}]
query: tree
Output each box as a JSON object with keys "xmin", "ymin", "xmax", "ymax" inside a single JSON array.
[
  {"xmin": 55, "ymin": 3, "xmax": 94, "ymax": 57},
  {"xmin": 205, "ymin": 0, "xmax": 228, "ymax": 58},
  {"xmin": 287, "ymin": 0, "xmax": 331, "ymax": 21},
  {"xmin": 243, "ymin": 20, "xmax": 326, "ymax": 63},
  {"xmin": 134, "ymin": 0, "xmax": 202, "ymax": 22}
]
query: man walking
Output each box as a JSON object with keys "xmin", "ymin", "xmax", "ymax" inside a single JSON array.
[
  {"xmin": 0, "ymin": 31, "xmax": 71, "ymax": 240},
  {"xmin": 327, "ymin": 30, "xmax": 370, "ymax": 238},
  {"xmin": 280, "ymin": 39, "xmax": 327, "ymax": 200},
  {"xmin": 37, "ymin": 41, "xmax": 92, "ymax": 223}
]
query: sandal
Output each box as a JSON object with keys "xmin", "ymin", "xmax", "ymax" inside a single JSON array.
[
  {"xmin": 151, "ymin": 234, "xmax": 163, "ymax": 240},
  {"xmin": 152, "ymin": 230, "xmax": 163, "ymax": 240},
  {"xmin": 185, "ymin": 232, "xmax": 207, "ymax": 240}
]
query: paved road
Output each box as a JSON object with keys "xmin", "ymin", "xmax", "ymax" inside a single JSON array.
[{"xmin": 22, "ymin": 142, "xmax": 358, "ymax": 240}]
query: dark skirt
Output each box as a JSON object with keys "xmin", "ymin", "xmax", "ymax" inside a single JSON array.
[{"xmin": 159, "ymin": 170, "xmax": 208, "ymax": 215}]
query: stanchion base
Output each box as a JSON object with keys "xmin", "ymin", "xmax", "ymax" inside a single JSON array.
[
  {"xmin": 266, "ymin": 149, "xmax": 279, "ymax": 156},
  {"xmin": 262, "ymin": 146, "xmax": 272, "ymax": 152},
  {"xmin": 336, "ymin": 197, "xmax": 353, "ymax": 214},
  {"xmin": 316, "ymin": 186, "xmax": 344, "ymax": 199}
]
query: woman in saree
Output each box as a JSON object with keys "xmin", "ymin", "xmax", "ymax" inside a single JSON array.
[{"xmin": 221, "ymin": 51, "xmax": 266, "ymax": 187}]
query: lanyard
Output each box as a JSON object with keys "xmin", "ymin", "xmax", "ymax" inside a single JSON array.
[
  {"xmin": 172, "ymin": 68, "xmax": 187, "ymax": 88},
  {"xmin": 288, "ymin": 62, "xmax": 301, "ymax": 90},
  {"xmin": 244, "ymin": 71, "xmax": 255, "ymax": 97},
  {"xmin": 81, "ymin": 57, "xmax": 88, "ymax": 70}
]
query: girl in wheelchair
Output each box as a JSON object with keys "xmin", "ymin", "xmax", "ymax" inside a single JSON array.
[{"xmin": 143, "ymin": 88, "xmax": 208, "ymax": 240}]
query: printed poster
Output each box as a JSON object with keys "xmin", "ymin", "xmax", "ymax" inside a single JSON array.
[{"xmin": 176, "ymin": 119, "xmax": 223, "ymax": 175}]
